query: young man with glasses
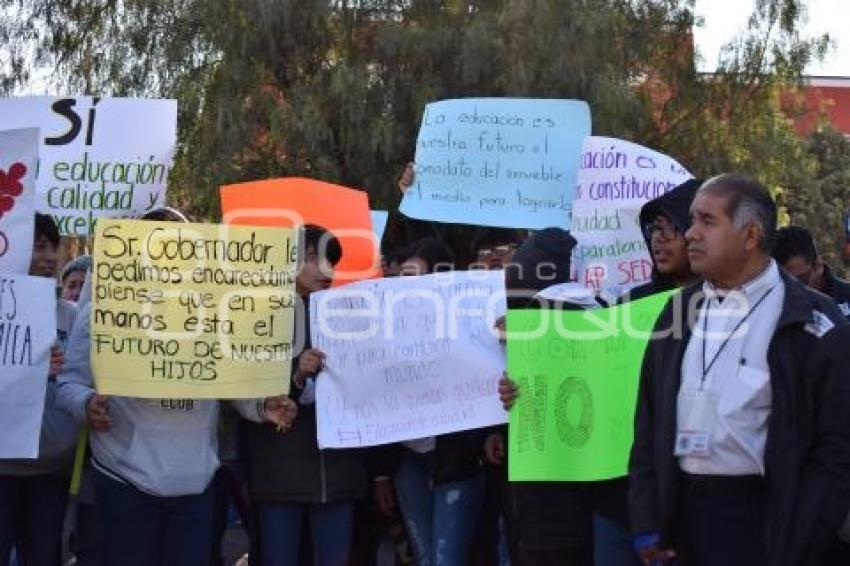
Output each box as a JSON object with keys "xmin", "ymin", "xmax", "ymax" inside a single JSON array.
[{"xmin": 629, "ymin": 179, "xmax": 703, "ymax": 300}]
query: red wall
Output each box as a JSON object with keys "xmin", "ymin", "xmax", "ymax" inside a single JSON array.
[{"xmin": 790, "ymin": 81, "xmax": 850, "ymax": 136}]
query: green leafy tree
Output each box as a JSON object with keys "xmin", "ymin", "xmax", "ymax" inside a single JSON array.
[
  {"xmin": 0, "ymin": 0, "xmax": 830, "ymax": 255},
  {"xmin": 785, "ymin": 127, "xmax": 850, "ymax": 272}
]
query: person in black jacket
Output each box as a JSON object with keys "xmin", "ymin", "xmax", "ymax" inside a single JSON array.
[
  {"xmin": 499, "ymin": 181, "xmax": 702, "ymax": 566},
  {"xmin": 593, "ymin": 179, "xmax": 703, "ymax": 566},
  {"xmin": 629, "ymin": 175, "xmax": 850, "ymax": 566},
  {"xmin": 496, "ymin": 228, "xmax": 599, "ymax": 566},
  {"xmin": 772, "ymin": 225, "xmax": 850, "ymax": 565},
  {"xmin": 243, "ymin": 225, "xmax": 367, "ymax": 566},
  {"xmin": 773, "ymin": 225, "xmax": 850, "ymax": 317}
]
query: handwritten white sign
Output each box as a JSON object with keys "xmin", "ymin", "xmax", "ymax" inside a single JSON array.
[
  {"xmin": 571, "ymin": 137, "xmax": 692, "ymax": 293},
  {"xmin": 311, "ymin": 270, "xmax": 508, "ymax": 448},
  {"xmin": 0, "ymin": 96, "xmax": 177, "ymax": 236},
  {"xmin": 0, "ymin": 274, "xmax": 56, "ymax": 458}
]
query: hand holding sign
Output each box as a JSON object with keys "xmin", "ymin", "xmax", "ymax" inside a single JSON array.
[
  {"xmin": 295, "ymin": 348, "xmax": 326, "ymax": 388},
  {"xmin": 262, "ymin": 396, "xmax": 298, "ymax": 432},
  {"xmin": 86, "ymin": 394, "xmax": 113, "ymax": 432},
  {"xmin": 498, "ymin": 373, "xmax": 518, "ymax": 411}
]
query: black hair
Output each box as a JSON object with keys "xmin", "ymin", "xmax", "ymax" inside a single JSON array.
[
  {"xmin": 139, "ymin": 206, "xmax": 189, "ymax": 222},
  {"xmin": 772, "ymin": 226, "xmax": 819, "ymax": 265},
  {"xmin": 34, "ymin": 213, "xmax": 60, "ymax": 248},
  {"xmin": 303, "ymin": 224, "xmax": 343, "ymax": 266},
  {"xmin": 697, "ymin": 174, "xmax": 777, "ymax": 252},
  {"xmin": 383, "ymin": 247, "xmax": 405, "ymax": 266},
  {"xmin": 471, "ymin": 228, "xmax": 526, "ymax": 256},
  {"xmin": 396, "ymin": 237, "xmax": 455, "ymax": 273}
]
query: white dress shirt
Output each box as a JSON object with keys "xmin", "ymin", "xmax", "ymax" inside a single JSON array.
[{"xmin": 677, "ymin": 260, "xmax": 785, "ymax": 475}]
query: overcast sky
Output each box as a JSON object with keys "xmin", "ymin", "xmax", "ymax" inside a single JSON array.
[{"xmin": 695, "ymin": 0, "xmax": 850, "ymax": 77}]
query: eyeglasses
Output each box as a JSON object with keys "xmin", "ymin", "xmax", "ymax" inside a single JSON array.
[
  {"xmin": 477, "ymin": 244, "xmax": 518, "ymax": 259},
  {"xmin": 642, "ymin": 221, "xmax": 681, "ymax": 241}
]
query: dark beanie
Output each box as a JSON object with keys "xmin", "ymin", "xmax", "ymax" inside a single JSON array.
[{"xmin": 504, "ymin": 228, "xmax": 576, "ymax": 306}]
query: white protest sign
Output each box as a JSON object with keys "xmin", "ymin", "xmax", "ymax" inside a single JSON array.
[
  {"xmin": 0, "ymin": 96, "xmax": 177, "ymax": 236},
  {"xmin": 400, "ymin": 98, "xmax": 590, "ymax": 229},
  {"xmin": 571, "ymin": 136, "xmax": 692, "ymax": 293},
  {"xmin": 0, "ymin": 274, "xmax": 56, "ymax": 458},
  {"xmin": 0, "ymin": 128, "xmax": 38, "ymax": 273},
  {"xmin": 311, "ymin": 270, "xmax": 508, "ymax": 448}
]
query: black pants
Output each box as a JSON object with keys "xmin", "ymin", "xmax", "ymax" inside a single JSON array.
[
  {"xmin": 674, "ymin": 473, "xmax": 767, "ymax": 566},
  {"xmin": 0, "ymin": 473, "xmax": 70, "ymax": 566},
  {"xmin": 506, "ymin": 482, "xmax": 593, "ymax": 566},
  {"xmin": 819, "ymin": 536, "xmax": 850, "ymax": 566}
]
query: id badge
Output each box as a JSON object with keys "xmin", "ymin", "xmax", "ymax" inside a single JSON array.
[
  {"xmin": 675, "ymin": 392, "xmax": 718, "ymax": 458},
  {"xmin": 674, "ymin": 430, "xmax": 710, "ymax": 457}
]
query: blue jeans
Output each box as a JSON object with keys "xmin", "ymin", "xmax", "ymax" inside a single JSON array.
[
  {"xmin": 593, "ymin": 513, "xmax": 642, "ymax": 566},
  {"xmin": 394, "ymin": 451, "xmax": 484, "ymax": 566},
  {"xmin": 0, "ymin": 473, "xmax": 70, "ymax": 566},
  {"xmin": 258, "ymin": 500, "xmax": 354, "ymax": 566},
  {"xmin": 94, "ymin": 470, "xmax": 214, "ymax": 566}
]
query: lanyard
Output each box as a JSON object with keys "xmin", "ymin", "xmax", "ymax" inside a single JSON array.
[{"xmin": 700, "ymin": 286, "xmax": 775, "ymax": 389}]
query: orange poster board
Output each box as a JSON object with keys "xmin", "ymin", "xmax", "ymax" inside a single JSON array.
[{"xmin": 220, "ymin": 177, "xmax": 380, "ymax": 286}]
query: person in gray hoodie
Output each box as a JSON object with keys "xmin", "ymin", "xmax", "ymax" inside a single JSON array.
[
  {"xmin": 0, "ymin": 213, "xmax": 79, "ymax": 566},
  {"xmin": 55, "ymin": 207, "xmax": 298, "ymax": 566}
]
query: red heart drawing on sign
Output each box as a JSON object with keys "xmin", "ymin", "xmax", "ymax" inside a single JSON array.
[{"xmin": 0, "ymin": 163, "xmax": 28, "ymax": 220}]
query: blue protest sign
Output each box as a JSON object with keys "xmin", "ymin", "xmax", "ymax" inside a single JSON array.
[
  {"xmin": 370, "ymin": 210, "xmax": 389, "ymax": 245},
  {"xmin": 400, "ymin": 98, "xmax": 590, "ymax": 229}
]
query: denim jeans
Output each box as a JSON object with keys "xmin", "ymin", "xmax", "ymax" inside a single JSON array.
[
  {"xmin": 94, "ymin": 470, "xmax": 214, "ymax": 566},
  {"xmin": 257, "ymin": 500, "xmax": 355, "ymax": 566},
  {"xmin": 0, "ymin": 473, "xmax": 70, "ymax": 566},
  {"xmin": 393, "ymin": 451, "xmax": 484, "ymax": 566}
]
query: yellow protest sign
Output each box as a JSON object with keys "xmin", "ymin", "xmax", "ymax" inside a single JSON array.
[{"xmin": 91, "ymin": 219, "xmax": 297, "ymax": 399}]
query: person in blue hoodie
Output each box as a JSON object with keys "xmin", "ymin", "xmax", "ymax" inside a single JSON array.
[{"xmin": 55, "ymin": 207, "xmax": 298, "ymax": 566}]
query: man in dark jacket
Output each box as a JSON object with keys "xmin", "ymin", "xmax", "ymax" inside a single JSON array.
[
  {"xmin": 773, "ymin": 225, "xmax": 850, "ymax": 317},
  {"xmin": 772, "ymin": 225, "xmax": 850, "ymax": 564},
  {"xmin": 629, "ymin": 175, "xmax": 850, "ymax": 566}
]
